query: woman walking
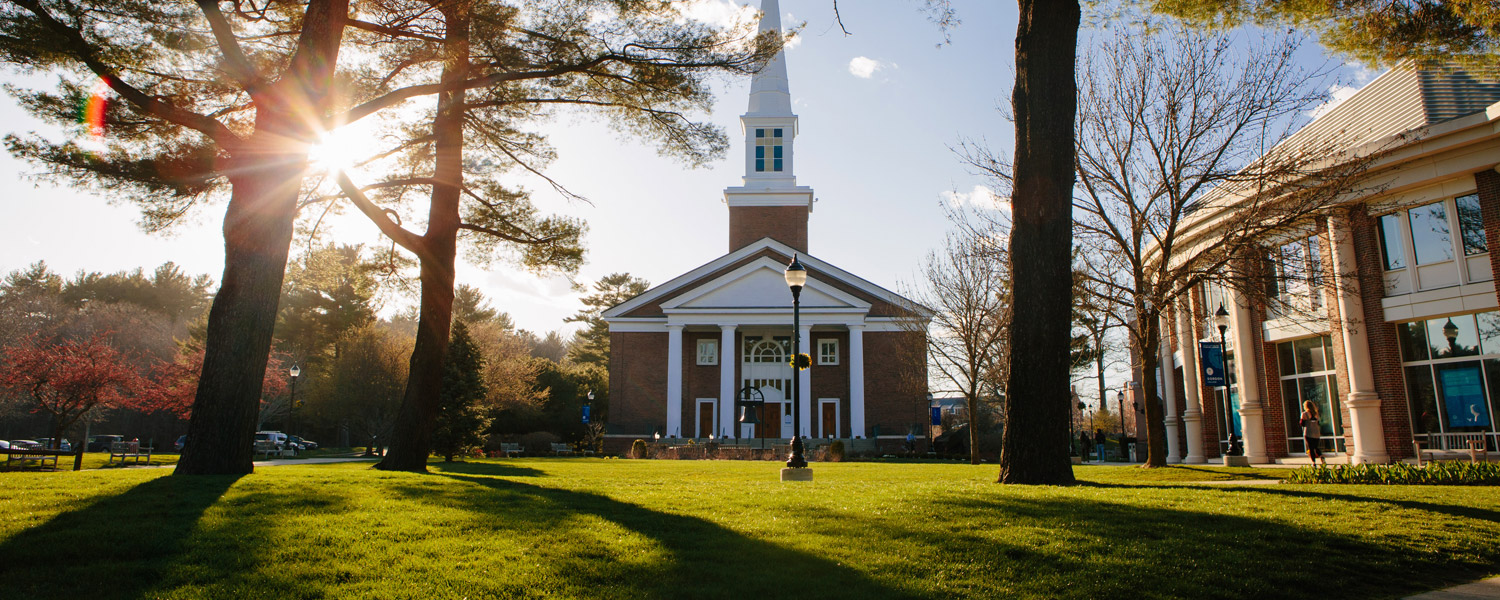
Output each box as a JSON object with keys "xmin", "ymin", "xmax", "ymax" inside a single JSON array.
[{"xmin": 1300, "ymin": 401, "xmax": 1327, "ymax": 466}]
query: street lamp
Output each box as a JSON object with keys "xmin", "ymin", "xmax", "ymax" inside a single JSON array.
[
  {"xmin": 1116, "ymin": 389, "xmax": 1126, "ymax": 459},
  {"xmin": 784, "ymin": 254, "xmax": 809, "ymax": 469},
  {"xmin": 1213, "ymin": 303, "xmax": 1232, "ymax": 439},
  {"xmin": 287, "ymin": 364, "xmax": 301, "ymax": 436},
  {"xmin": 1443, "ymin": 318, "xmax": 1459, "ymax": 355}
]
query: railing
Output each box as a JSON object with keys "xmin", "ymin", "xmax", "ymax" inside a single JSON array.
[{"xmin": 1416, "ymin": 432, "xmax": 1496, "ymax": 451}]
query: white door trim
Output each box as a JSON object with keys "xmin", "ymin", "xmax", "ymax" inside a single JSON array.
[{"xmin": 695, "ymin": 398, "xmax": 718, "ymax": 438}]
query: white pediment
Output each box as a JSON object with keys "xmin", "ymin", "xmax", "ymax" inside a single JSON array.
[{"xmin": 661, "ymin": 257, "xmax": 869, "ymax": 311}]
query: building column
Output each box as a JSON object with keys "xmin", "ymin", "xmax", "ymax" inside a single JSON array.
[
  {"xmin": 1229, "ymin": 290, "xmax": 1270, "ymax": 464},
  {"xmin": 1175, "ymin": 299, "xmax": 1207, "ymax": 463},
  {"xmin": 1329, "ymin": 214, "xmax": 1391, "ymax": 464},
  {"xmin": 719, "ymin": 324, "xmax": 737, "ymax": 439},
  {"xmin": 666, "ymin": 324, "xmax": 683, "ymax": 438},
  {"xmin": 1158, "ymin": 315, "xmax": 1182, "ymax": 464},
  {"xmin": 799, "ymin": 324, "xmax": 812, "ymax": 438},
  {"xmin": 849, "ymin": 324, "xmax": 866, "ymax": 439}
]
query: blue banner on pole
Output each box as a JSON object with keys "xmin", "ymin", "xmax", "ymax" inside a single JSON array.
[
  {"xmin": 581, "ymin": 405, "xmax": 591, "ymax": 424},
  {"xmin": 930, "ymin": 406, "xmax": 942, "ymax": 427},
  {"xmin": 1199, "ymin": 341, "xmax": 1227, "ymax": 388}
]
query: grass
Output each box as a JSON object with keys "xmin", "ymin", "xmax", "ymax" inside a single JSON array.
[{"xmin": 0, "ymin": 460, "xmax": 1496, "ymax": 599}]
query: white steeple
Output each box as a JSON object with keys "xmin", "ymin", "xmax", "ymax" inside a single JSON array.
[
  {"xmin": 746, "ymin": 0, "xmax": 792, "ymax": 116},
  {"xmin": 723, "ymin": 0, "xmax": 813, "ymax": 253}
]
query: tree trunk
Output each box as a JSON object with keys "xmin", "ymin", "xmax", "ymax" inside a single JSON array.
[
  {"xmin": 967, "ymin": 392, "xmax": 981, "ymax": 465},
  {"xmin": 1136, "ymin": 314, "xmax": 1169, "ymax": 467},
  {"xmin": 175, "ymin": 156, "xmax": 303, "ymax": 475},
  {"xmin": 375, "ymin": 1, "xmax": 470, "ymax": 473},
  {"xmin": 175, "ymin": 0, "xmax": 348, "ymax": 476},
  {"xmin": 998, "ymin": 0, "xmax": 1080, "ymax": 485}
]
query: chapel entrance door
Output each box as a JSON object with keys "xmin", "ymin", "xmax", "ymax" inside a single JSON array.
[
  {"xmin": 743, "ymin": 336, "xmax": 792, "ymax": 439},
  {"xmin": 820, "ymin": 401, "xmax": 838, "ymax": 438}
]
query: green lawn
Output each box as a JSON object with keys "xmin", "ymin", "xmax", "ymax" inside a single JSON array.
[{"xmin": 0, "ymin": 460, "xmax": 1495, "ymax": 599}]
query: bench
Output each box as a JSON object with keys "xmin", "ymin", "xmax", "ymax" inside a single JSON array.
[
  {"xmin": 499, "ymin": 443, "xmax": 522, "ymax": 457},
  {"xmin": 5, "ymin": 448, "xmax": 83, "ymax": 471},
  {"xmin": 109, "ymin": 441, "xmax": 152, "ymax": 465},
  {"xmin": 551, "ymin": 443, "xmax": 574, "ymax": 456}
]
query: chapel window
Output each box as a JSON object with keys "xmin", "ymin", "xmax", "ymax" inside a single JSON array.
[{"xmin": 755, "ymin": 128, "xmax": 784, "ymax": 172}]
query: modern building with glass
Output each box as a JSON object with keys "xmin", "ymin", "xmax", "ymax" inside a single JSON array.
[{"xmin": 1148, "ymin": 66, "xmax": 1500, "ymax": 464}]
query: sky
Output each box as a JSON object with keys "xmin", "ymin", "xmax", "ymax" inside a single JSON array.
[{"xmin": 0, "ymin": 1, "xmax": 1376, "ymax": 403}]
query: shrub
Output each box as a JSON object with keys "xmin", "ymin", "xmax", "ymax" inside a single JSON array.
[
  {"xmin": 1284, "ymin": 461, "xmax": 1500, "ymax": 485},
  {"xmin": 828, "ymin": 440, "xmax": 846, "ymax": 462},
  {"xmin": 519, "ymin": 431, "xmax": 561, "ymax": 455},
  {"xmin": 630, "ymin": 439, "xmax": 648, "ymax": 459}
]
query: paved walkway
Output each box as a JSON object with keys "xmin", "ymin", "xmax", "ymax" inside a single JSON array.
[{"xmin": 1407, "ymin": 577, "xmax": 1500, "ymax": 599}]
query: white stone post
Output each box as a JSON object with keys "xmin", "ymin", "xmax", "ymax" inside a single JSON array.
[
  {"xmin": 1176, "ymin": 299, "xmax": 1207, "ymax": 463},
  {"xmin": 1329, "ymin": 215, "xmax": 1390, "ymax": 464},
  {"xmin": 666, "ymin": 324, "xmax": 683, "ymax": 438},
  {"xmin": 1229, "ymin": 291, "xmax": 1270, "ymax": 464},
  {"xmin": 799, "ymin": 324, "xmax": 813, "ymax": 438},
  {"xmin": 1158, "ymin": 315, "xmax": 1182, "ymax": 464},
  {"xmin": 720, "ymin": 325, "xmax": 738, "ymax": 439},
  {"xmin": 849, "ymin": 324, "xmax": 866, "ymax": 439}
]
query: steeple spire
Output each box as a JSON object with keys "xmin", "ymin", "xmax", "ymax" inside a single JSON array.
[
  {"xmin": 722, "ymin": 0, "xmax": 813, "ymax": 254},
  {"xmin": 747, "ymin": 0, "xmax": 791, "ymax": 116}
]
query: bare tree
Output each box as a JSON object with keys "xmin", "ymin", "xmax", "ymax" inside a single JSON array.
[
  {"xmin": 904, "ymin": 227, "xmax": 1009, "ymax": 465},
  {"xmin": 1065, "ymin": 26, "xmax": 1376, "ymax": 467}
]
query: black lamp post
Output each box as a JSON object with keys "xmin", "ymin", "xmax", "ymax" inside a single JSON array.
[
  {"xmin": 1116, "ymin": 389, "xmax": 1126, "ymax": 459},
  {"xmin": 1213, "ymin": 303, "xmax": 1232, "ymax": 436},
  {"xmin": 785, "ymin": 254, "xmax": 808, "ymax": 469},
  {"xmin": 287, "ymin": 364, "xmax": 301, "ymax": 436}
]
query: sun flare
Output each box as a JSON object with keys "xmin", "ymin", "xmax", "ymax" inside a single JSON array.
[{"xmin": 306, "ymin": 127, "xmax": 366, "ymax": 173}]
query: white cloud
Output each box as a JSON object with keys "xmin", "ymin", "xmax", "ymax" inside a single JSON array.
[
  {"xmin": 1307, "ymin": 65, "xmax": 1384, "ymax": 120},
  {"xmin": 848, "ymin": 56, "xmax": 886, "ymax": 79},
  {"xmin": 678, "ymin": 0, "xmax": 757, "ymax": 29},
  {"xmin": 783, "ymin": 32, "xmax": 802, "ymax": 50},
  {"xmin": 941, "ymin": 185, "xmax": 1006, "ymax": 212}
]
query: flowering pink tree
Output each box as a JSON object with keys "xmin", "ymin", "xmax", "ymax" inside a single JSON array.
[{"xmin": 0, "ymin": 333, "xmax": 150, "ymax": 449}]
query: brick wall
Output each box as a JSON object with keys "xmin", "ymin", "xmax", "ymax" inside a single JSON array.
[
  {"xmin": 1349, "ymin": 206, "xmax": 1414, "ymax": 458},
  {"xmin": 809, "ymin": 331, "xmax": 851, "ymax": 437},
  {"xmin": 683, "ymin": 332, "xmax": 724, "ymax": 437},
  {"xmin": 729, "ymin": 205, "xmax": 808, "ymax": 254},
  {"xmin": 609, "ymin": 332, "xmax": 668, "ymax": 437},
  {"xmin": 862, "ymin": 330, "xmax": 926, "ymax": 438},
  {"xmin": 1479, "ymin": 170, "xmax": 1500, "ymax": 305}
]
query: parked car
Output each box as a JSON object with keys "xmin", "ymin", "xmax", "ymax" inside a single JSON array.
[
  {"xmin": 254, "ymin": 431, "xmax": 295, "ymax": 457},
  {"xmin": 87, "ymin": 435, "xmax": 124, "ymax": 452},
  {"xmin": 175, "ymin": 435, "xmax": 187, "ymax": 452},
  {"xmin": 9, "ymin": 440, "xmax": 40, "ymax": 451},
  {"xmin": 34, "ymin": 438, "xmax": 71, "ymax": 451},
  {"xmin": 289, "ymin": 435, "xmax": 317, "ymax": 451}
]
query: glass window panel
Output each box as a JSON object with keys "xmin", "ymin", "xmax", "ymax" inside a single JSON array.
[
  {"xmin": 1226, "ymin": 389, "xmax": 1242, "ymax": 437},
  {"xmin": 774, "ymin": 128, "xmax": 782, "ymax": 137},
  {"xmin": 773, "ymin": 159, "xmax": 782, "ymax": 171},
  {"xmin": 755, "ymin": 159, "xmax": 764, "ymax": 171},
  {"xmin": 1294, "ymin": 336, "xmax": 1326, "ymax": 374},
  {"xmin": 773, "ymin": 146, "xmax": 782, "ymax": 158},
  {"xmin": 1282, "ymin": 380, "xmax": 1301, "ymax": 438},
  {"xmin": 1277, "ymin": 342, "xmax": 1296, "ymax": 377},
  {"xmin": 1406, "ymin": 365, "xmax": 1441, "ymax": 434},
  {"xmin": 755, "ymin": 128, "xmax": 765, "ymax": 138},
  {"xmin": 1408, "ymin": 201, "xmax": 1455, "ymax": 265},
  {"xmin": 1300, "ymin": 377, "xmax": 1336, "ymax": 437},
  {"xmin": 1479, "ymin": 312, "xmax": 1500, "ymax": 355},
  {"xmin": 1429, "ymin": 314, "xmax": 1480, "ymax": 358},
  {"xmin": 1456, "ymin": 194, "xmax": 1487, "ymax": 256},
  {"xmin": 1327, "ymin": 375, "xmax": 1341, "ymax": 431},
  {"xmin": 1398, "ymin": 321, "xmax": 1430, "ymax": 362},
  {"xmin": 1483, "ymin": 359, "xmax": 1500, "ymax": 434},
  {"xmin": 1378, "ymin": 213, "xmax": 1407, "ymax": 270},
  {"xmin": 1323, "ymin": 336, "xmax": 1337, "ymax": 372},
  {"xmin": 755, "ymin": 146, "xmax": 764, "ymax": 158},
  {"xmin": 1436, "ymin": 362, "xmax": 1491, "ymax": 432}
]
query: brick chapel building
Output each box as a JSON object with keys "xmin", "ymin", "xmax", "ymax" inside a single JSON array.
[
  {"xmin": 601, "ymin": 0, "xmax": 930, "ymax": 453},
  {"xmin": 1145, "ymin": 66, "xmax": 1500, "ymax": 465}
]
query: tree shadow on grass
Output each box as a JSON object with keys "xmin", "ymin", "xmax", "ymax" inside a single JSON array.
[
  {"xmin": 0, "ymin": 474, "xmax": 242, "ymax": 598},
  {"xmin": 911, "ymin": 493, "xmax": 1500, "ymax": 599},
  {"xmin": 396, "ymin": 463, "xmax": 910, "ymax": 599},
  {"xmin": 423, "ymin": 460, "xmax": 543, "ymax": 477},
  {"xmin": 1084, "ymin": 480, "xmax": 1500, "ymax": 523}
]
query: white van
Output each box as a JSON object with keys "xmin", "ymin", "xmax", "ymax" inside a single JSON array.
[{"xmin": 254, "ymin": 431, "xmax": 295, "ymax": 457}]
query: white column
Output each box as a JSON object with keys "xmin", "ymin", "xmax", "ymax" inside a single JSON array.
[
  {"xmin": 719, "ymin": 324, "xmax": 737, "ymax": 439},
  {"xmin": 849, "ymin": 324, "xmax": 866, "ymax": 439},
  {"xmin": 1176, "ymin": 299, "xmax": 1207, "ymax": 463},
  {"xmin": 1158, "ymin": 316, "xmax": 1182, "ymax": 464},
  {"xmin": 666, "ymin": 324, "xmax": 683, "ymax": 438},
  {"xmin": 1329, "ymin": 215, "xmax": 1390, "ymax": 464},
  {"xmin": 799, "ymin": 324, "xmax": 812, "ymax": 437},
  {"xmin": 1229, "ymin": 290, "xmax": 1270, "ymax": 464}
]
